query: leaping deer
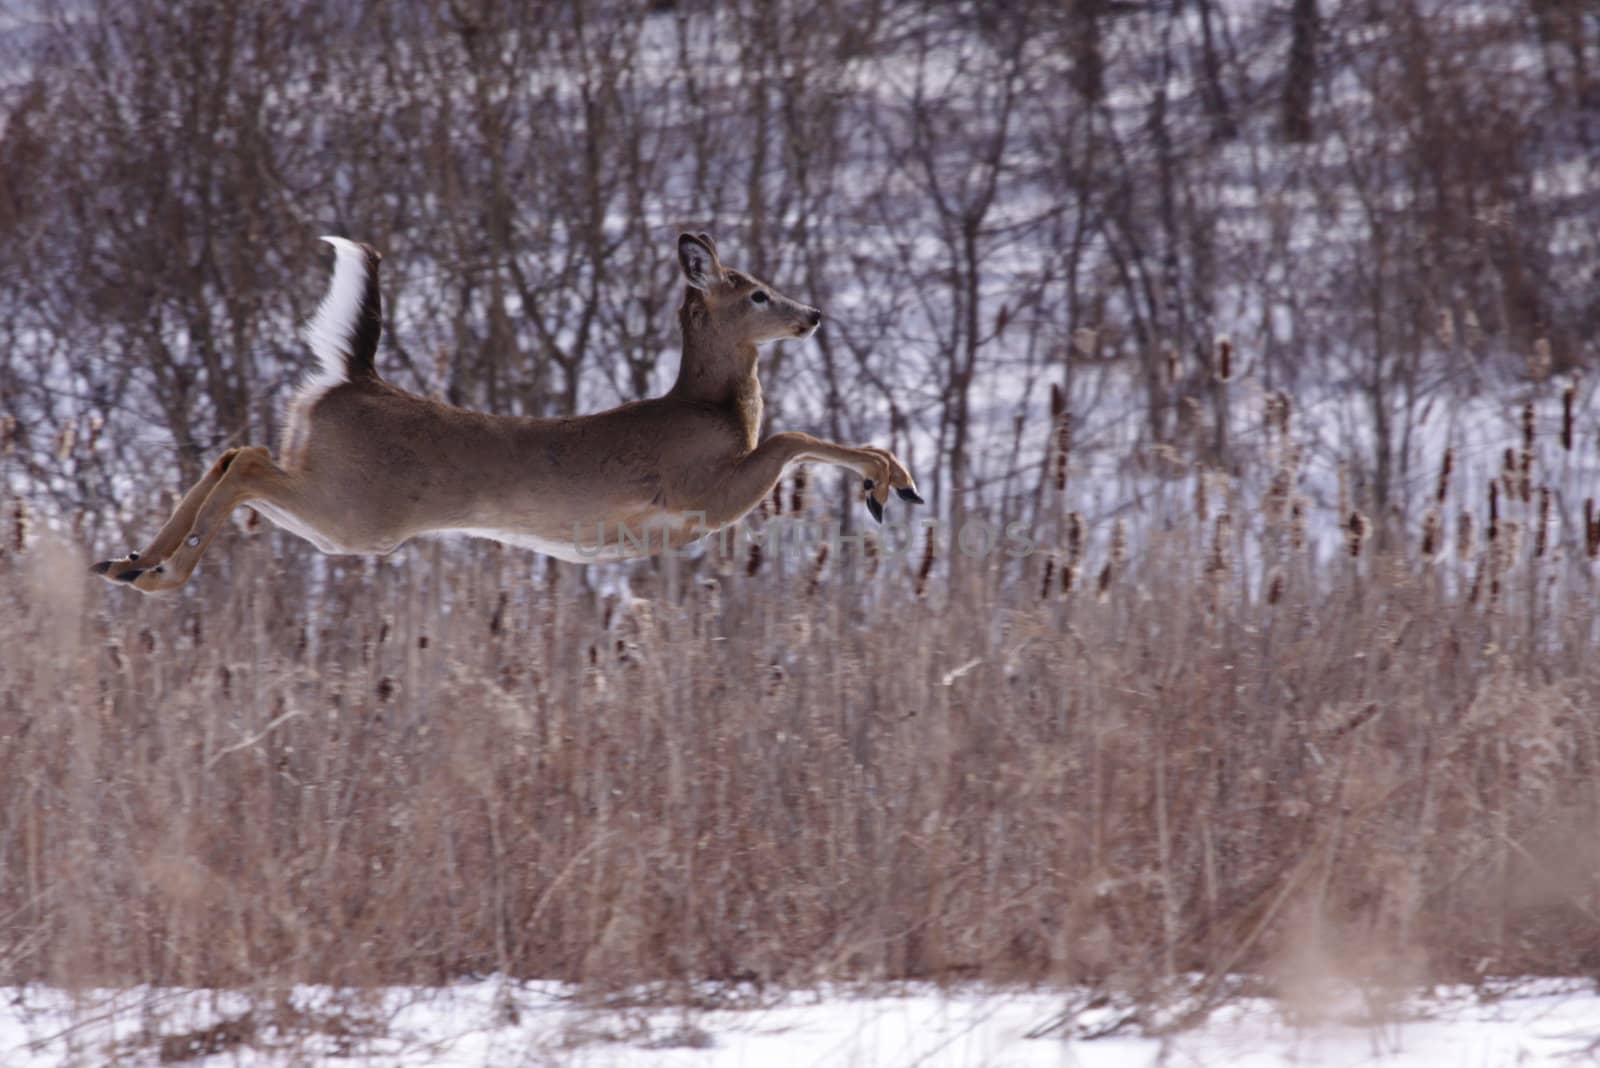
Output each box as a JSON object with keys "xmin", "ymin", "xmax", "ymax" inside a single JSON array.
[{"xmin": 91, "ymin": 233, "xmax": 922, "ymax": 592}]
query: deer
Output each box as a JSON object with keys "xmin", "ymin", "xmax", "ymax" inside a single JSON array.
[{"xmin": 90, "ymin": 233, "xmax": 923, "ymax": 592}]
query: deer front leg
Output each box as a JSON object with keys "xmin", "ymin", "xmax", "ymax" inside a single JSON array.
[
  {"xmin": 706, "ymin": 431, "xmax": 923, "ymax": 529},
  {"xmin": 91, "ymin": 447, "xmax": 243, "ymax": 585}
]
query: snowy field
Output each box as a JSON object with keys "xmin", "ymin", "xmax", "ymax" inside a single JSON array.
[{"xmin": 3, "ymin": 980, "xmax": 1596, "ymax": 1067}]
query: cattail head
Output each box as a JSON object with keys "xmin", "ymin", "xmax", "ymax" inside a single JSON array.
[
  {"xmin": 1562, "ymin": 382, "xmax": 1576, "ymax": 451},
  {"xmin": 1457, "ymin": 511, "xmax": 1476, "ymax": 561},
  {"xmin": 1535, "ymin": 487, "xmax": 1550, "ymax": 559},
  {"xmin": 1110, "ymin": 518, "xmax": 1128, "ymax": 569},
  {"xmin": 1214, "ymin": 337, "xmax": 1234, "ymax": 383},
  {"xmin": 915, "ymin": 526, "xmax": 936, "ymax": 597},
  {"xmin": 806, "ymin": 543, "xmax": 830, "ymax": 598},
  {"xmin": 1420, "ymin": 509, "xmax": 1441, "ymax": 562},
  {"xmin": 1436, "ymin": 447, "xmax": 1454, "ymax": 504},
  {"xmin": 1039, "ymin": 557, "xmax": 1056, "ymax": 600},
  {"xmin": 0, "ymin": 414, "xmax": 15, "ymax": 455},
  {"xmin": 746, "ymin": 538, "xmax": 762, "ymax": 576},
  {"xmin": 1095, "ymin": 562, "xmax": 1114, "ymax": 602},
  {"xmin": 1195, "ymin": 470, "xmax": 1209, "ymax": 523},
  {"xmin": 1066, "ymin": 512, "xmax": 1084, "ymax": 566},
  {"xmin": 1266, "ymin": 568, "xmax": 1285, "ymax": 605},
  {"xmin": 1289, "ymin": 496, "xmax": 1308, "ymax": 553},
  {"xmin": 10, "ymin": 497, "xmax": 27, "ymax": 554},
  {"xmin": 1346, "ymin": 511, "xmax": 1370, "ymax": 558},
  {"xmin": 1206, "ymin": 513, "xmax": 1233, "ymax": 579},
  {"xmin": 1585, "ymin": 499, "xmax": 1600, "ymax": 560},
  {"xmin": 1053, "ymin": 410, "xmax": 1072, "ymax": 493},
  {"xmin": 790, "ymin": 468, "xmax": 808, "ymax": 515},
  {"xmin": 1488, "ymin": 481, "xmax": 1500, "ymax": 542}
]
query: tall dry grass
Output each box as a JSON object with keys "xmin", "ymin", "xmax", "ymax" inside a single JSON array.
[{"xmin": 2, "ymin": 415, "xmax": 1600, "ymax": 1018}]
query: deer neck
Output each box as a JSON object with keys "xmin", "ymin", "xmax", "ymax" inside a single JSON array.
[{"xmin": 670, "ymin": 295, "xmax": 762, "ymax": 423}]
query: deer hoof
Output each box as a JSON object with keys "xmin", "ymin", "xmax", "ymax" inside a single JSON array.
[
  {"xmin": 114, "ymin": 568, "xmax": 145, "ymax": 583},
  {"xmin": 128, "ymin": 551, "xmax": 140, "ymax": 561},
  {"xmin": 866, "ymin": 496, "xmax": 884, "ymax": 524},
  {"xmin": 90, "ymin": 560, "xmax": 113, "ymax": 575},
  {"xmin": 896, "ymin": 487, "xmax": 925, "ymax": 504}
]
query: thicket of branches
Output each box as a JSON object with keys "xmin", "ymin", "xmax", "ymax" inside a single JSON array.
[{"xmin": 1, "ymin": 0, "xmax": 1595, "ymax": 541}]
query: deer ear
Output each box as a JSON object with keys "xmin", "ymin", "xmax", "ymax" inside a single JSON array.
[{"xmin": 678, "ymin": 233, "xmax": 721, "ymax": 291}]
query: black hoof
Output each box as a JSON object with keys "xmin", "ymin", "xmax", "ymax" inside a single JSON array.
[
  {"xmin": 90, "ymin": 560, "xmax": 113, "ymax": 575},
  {"xmin": 896, "ymin": 487, "xmax": 926, "ymax": 504},
  {"xmin": 128, "ymin": 551, "xmax": 140, "ymax": 561},
  {"xmin": 866, "ymin": 496, "xmax": 884, "ymax": 524},
  {"xmin": 114, "ymin": 568, "xmax": 144, "ymax": 583}
]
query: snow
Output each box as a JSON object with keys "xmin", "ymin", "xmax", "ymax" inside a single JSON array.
[{"xmin": 3, "ymin": 980, "xmax": 1595, "ymax": 1067}]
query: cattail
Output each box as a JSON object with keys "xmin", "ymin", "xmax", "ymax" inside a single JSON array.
[
  {"xmin": 1164, "ymin": 345, "xmax": 1179, "ymax": 385},
  {"xmin": 863, "ymin": 527, "xmax": 880, "ymax": 579},
  {"xmin": 54, "ymin": 421, "xmax": 76, "ymax": 461},
  {"xmin": 1488, "ymin": 481, "xmax": 1499, "ymax": 543},
  {"xmin": 1436, "ymin": 447, "xmax": 1454, "ymax": 504},
  {"xmin": 1214, "ymin": 337, "xmax": 1234, "ymax": 383},
  {"xmin": 1061, "ymin": 562, "xmax": 1079, "ymax": 595},
  {"xmin": 790, "ymin": 468, "xmax": 808, "ymax": 515},
  {"xmin": 1420, "ymin": 509, "xmax": 1441, "ymax": 561},
  {"xmin": 1457, "ymin": 512, "xmax": 1476, "ymax": 561},
  {"xmin": 1066, "ymin": 512, "xmax": 1084, "ymax": 567},
  {"xmin": 1562, "ymin": 382, "xmax": 1576, "ymax": 451},
  {"xmin": 10, "ymin": 497, "xmax": 27, "ymax": 553},
  {"xmin": 1206, "ymin": 513, "xmax": 1232, "ymax": 578},
  {"xmin": 0, "ymin": 414, "xmax": 14, "ymax": 455},
  {"xmin": 746, "ymin": 538, "xmax": 762, "ymax": 577},
  {"xmin": 806, "ymin": 543, "xmax": 829, "ymax": 598},
  {"xmin": 1195, "ymin": 470, "xmax": 1209, "ymax": 523},
  {"xmin": 1500, "ymin": 448, "xmax": 1518, "ymax": 501},
  {"xmin": 1264, "ymin": 467, "xmax": 1292, "ymax": 524},
  {"xmin": 1110, "ymin": 518, "xmax": 1128, "ymax": 568},
  {"xmin": 1535, "ymin": 487, "xmax": 1550, "ymax": 559},
  {"xmin": 1529, "ymin": 337, "xmax": 1552, "ymax": 381},
  {"xmin": 1520, "ymin": 402, "xmax": 1535, "ymax": 503},
  {"xmin": 915, "ymin": 526, "xmax": 936, "ymax": 596},
  {"xmin": 1585, "ymin": 499, "xmax": 1600, "ymax": 559},
  {"xmin": 1039, "ymin": 557, "xmax": 1055, "ymax": 600},
  {"xmin": 1053, "ymin": 410, "xmax": 1072, "ymax": 493},
  {"xmin": 1266, "ymin": 568, "xmax": 1285, "ymax": 605},
  {"xmin": 769, "ymin": 482, "xmax": 782, "ymax": 518},
  {"xmin": 1346, "ymin": 511, "xmax": 1370, "ymax": 558},
  {"xmin": 1289, "ymin": 496, "xmax": 1308, "ymax": 553}
]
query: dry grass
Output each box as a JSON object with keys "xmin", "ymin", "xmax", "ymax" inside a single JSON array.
[{"xmin": 3, "ymin": 428, "xmax": 1600, "ymax": 1019}]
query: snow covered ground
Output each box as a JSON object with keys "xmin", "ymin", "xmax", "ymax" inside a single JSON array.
[{"xmin": 3, "ymin": 979, "xmax": 1596, "ymax": 1067}]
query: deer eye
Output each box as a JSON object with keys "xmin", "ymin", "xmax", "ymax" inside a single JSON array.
[{"xmin": 750, "ymin": 290, "xmax": 769, "ymax": 305}]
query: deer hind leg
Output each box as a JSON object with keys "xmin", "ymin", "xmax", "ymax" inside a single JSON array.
[
  {"xmin": 110, "ymin": 447, "xmax": 320, "ymax": 594},
  {"xmin": 91, "ymin": 447, "xmax": 245, "ymax": 584}
]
